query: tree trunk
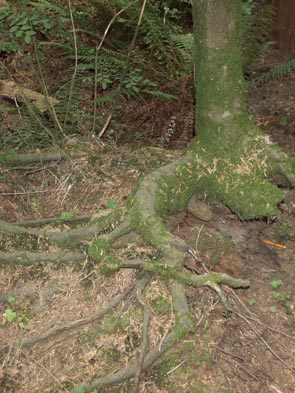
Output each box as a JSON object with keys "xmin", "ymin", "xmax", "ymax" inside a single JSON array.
[
  {"xmin": 272, "ymin": 0, "xmax": 295, "ymax": 54},
  {"xmin": 188, "ymin": 0, "xmax": 294, "ymax": 219}
]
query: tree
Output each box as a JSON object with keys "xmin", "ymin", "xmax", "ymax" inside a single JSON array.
[{"xmin": 1, "ymin": 0, "xmax": 294, "ymax": 391}]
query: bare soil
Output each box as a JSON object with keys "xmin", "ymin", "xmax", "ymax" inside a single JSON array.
[{"xmin": 0, "ymin": 50, "xmax": 295, "ymax": 392}]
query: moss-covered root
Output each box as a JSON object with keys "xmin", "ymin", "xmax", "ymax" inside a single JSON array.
[
  {"xmin": 129, "ymin": 157, "xmax": 195, "ymax": 267},
  {"xmin": 208, "ymin": 141, "xmax": 295, "ymax": 219},
  {"xmin": 124, "ymin": 259, "xmax": 249, "ymax": 289},
  {"xmin": 0, "ymin": 207, "xmax": 126, "ymax": 247},
  {"xmin": 212, "ymin": 174, "xmax": 285, "ymax": 219}
]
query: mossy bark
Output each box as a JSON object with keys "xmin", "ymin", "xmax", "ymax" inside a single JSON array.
[{"xmin": 187, "ymin": 0, "xmax": 294, "ymax": 219}]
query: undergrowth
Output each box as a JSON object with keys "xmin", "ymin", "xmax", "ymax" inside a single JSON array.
[{"xmin": 0, "ymin": 0, "xmax": 277, "ymax": 150}]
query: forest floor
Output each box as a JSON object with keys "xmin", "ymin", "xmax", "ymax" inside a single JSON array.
[{"xmin": 0, "ymin": 50, "xmax": 295, "ymax": 392}]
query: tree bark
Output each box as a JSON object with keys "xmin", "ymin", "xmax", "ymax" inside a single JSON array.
[
  {"xmin": 272, "ymin": 0, "xmax": 295, "ymax": 54},
  {"xmin": 188, "ymin": 0, "xmax": 294, "ymax": 219}
]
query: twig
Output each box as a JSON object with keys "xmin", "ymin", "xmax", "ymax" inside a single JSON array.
[
  {"xmin": 234, "ymin": 309, "xmax": 295, "ymax": 374},
  {"xmin": 97, "ymin": 0, "xmax": 148, "ymax": 139},
  {"xmin": 32, "ymin": 38, "xmax": 64, "ymax": 137},
  {"xmin": 0, "ymin": 190, "xmax": 48, "ymax": 196},
  {"xmin": 166, "ymin": 358, "xmax": 187, "ymax": 375},
  {"xmin": 216, "ymin": 346, "xmax": 244, "ymax": 362},
  {"xmin": 229, "ymin": 289, "xmax": 295, "ymax": 339},
  {"xmin": 64, "ymin": 0, "xmax": 79, "ymax": 127},
  {"xmin": 188, "ymin": 247, "xmax": 209, "ymax": 273},
  {"xmin": 21, "ymin": 349, "xmax": 69, "ymax": 392}
]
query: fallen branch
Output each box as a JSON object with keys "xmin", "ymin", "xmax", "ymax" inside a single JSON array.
[{"xmin": 0, "ymin": 79, "xmax": 59, "ymax": 112}]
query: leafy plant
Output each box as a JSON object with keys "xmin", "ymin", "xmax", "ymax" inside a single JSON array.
[
  {"xmin": 4, "ymin": 309, "xmax": 17, "ymax": 323},
  {"xmin": 75, "ymin": 386, "xmax": 98, "ymax": 393},
  {"xmin": 270, "ymin": 279, "xmax": 283, "ymax": 289},
  {"xmin": 269, "ymin": 305, "xmax": 277, "ymax": 313},
  {"xmin": 7, "ymin": 295, "xmax": 16, "ymax": 303},
  {"xmin": 60, "ymin": 211, "xmax": 76, "ymax": 219},
  {"xmin": 107, "ymin": 200, "xmax": 120, "ymax": 209},
  {"xmin": 0, "ymin": 3, "xmax": 52, "ymax": 47},
  {"xmin": 75, "ymin": 387, "xmax": 85, "ymax": 393},
  {"xmin": 272, "ymin": 291, "xmax": 291, "ymax": 301},
  {"xmin": 269, "ymin": 279, "xmax": 292, "ymax": 314},
  {"xmin": 279, "ymin": 118, "xmax": 288, "ymax": 127}
]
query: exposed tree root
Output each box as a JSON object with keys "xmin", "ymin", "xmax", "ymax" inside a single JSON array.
[
  {"xmin": 0, "ymin": 250, "xmax": 84, "ymax": 265},
  {"xmin": 0, "ymin": 151, "xmax": 87, "ymax": 165},
  {"xmin": 1, "ymin": 134, "xmax": 294, "ymax": 391},
  {"xmin": 15, "ymin": 214, "xmax": 92, "ymax": 227},
  {"xmin": 72, "ymin": 282, "xmax": 193, "ymax": 393},
  {"xmin": 133, "ymin": 290, "xmax": 151, "ymax": 392},
  {"xmin": 1, "ymin": 287, "xmax": 133, "ymax": 352}
]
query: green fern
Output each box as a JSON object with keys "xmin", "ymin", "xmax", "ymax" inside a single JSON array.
[
  {"xmin": 1, "ymin": 104, "xmax": 58, "ymax": 150},
  {"xmin": 170, "ymin": 33, "xmax": 193, "ymax": 71},
  {"xmin": 252, "ymin": 58, "xmax": 295, "ymax": 86},
  {"xmin": 242, "ymin": 2, "xmax": 275, "ymax": 73},
  {"xmin": 4, "ymin": 0, "xmax": 279, "ymax": 149}
]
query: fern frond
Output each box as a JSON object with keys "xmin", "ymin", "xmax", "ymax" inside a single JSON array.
[
  {"xmin": 252, "ymin": 58, "xmax": 295, "ymax": 86},
  {"xmin": 170, "ymin": 33, "xmax": 193, "ymax": 68},
  {"xmin": 137, "ymin": 4, "xmax": 182, "ymax": 76},
  {"xmin": 143, "ymin": 90, "xmax": 176, "ymax": 101},
  {"xmin": 95, "ymin": 91, "xmax": 117, "ymax": 106},
  {"xmin": 242, "ymin": 4, "xmax": 275, "ymax": 73}
]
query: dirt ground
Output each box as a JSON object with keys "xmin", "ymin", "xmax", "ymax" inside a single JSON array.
[{"xmin": 0, "ymin": 50, "xmax": 295, "ymax": 392}]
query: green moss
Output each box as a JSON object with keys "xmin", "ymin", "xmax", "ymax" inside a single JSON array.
[
  {"xmin": 145, "ymin": 260, "xmax": 181, "ymax": 278},
  {"xmin": 155, "ymin": 169, "xmax": 197, "ymax": 215},
  {"xmin": 174, "ymin": 312, "xmax": 195, "ymax": 339},
  {"xmin": 88, "ymin": 208, "xmax": 124, "ymax": 229},
  {"xmin": 192, "ymin": 0, "xmax": 246, "ymax": 134},
  {"xmin": 99, "ymin": 313, "xmax": 126, "ymax": 335},
  {"xmin": 99, "ymin": 255, "xmax": 121, "ymax": 276},
  {"xmin": 79, "ymin": 326, "xmax": 101, "ymax": 345},
  {"xmin": 104, "ymin": 346, "xmax": 122, "ymax": 365},
  {"xmin": 147, "ymin": 333, "xmax": 212, "ymax": 392},
  {"xmin": 152, "ymin": 297, "xmax": 171, "ymax": 314},
  {"xmin": 87, "ymin": 237, "xmax": 110, "ymax": 262}
]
